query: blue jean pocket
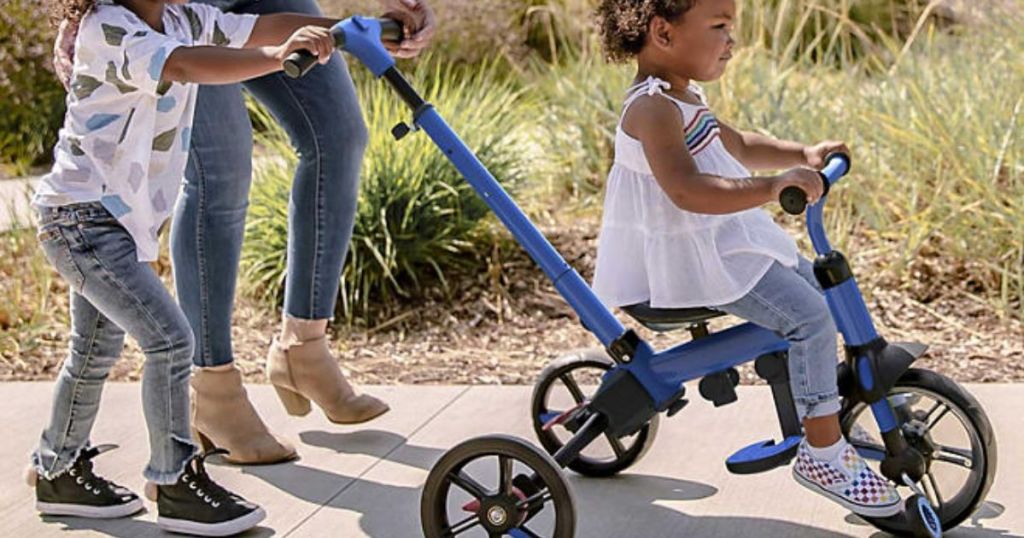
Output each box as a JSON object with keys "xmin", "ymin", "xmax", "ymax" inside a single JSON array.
[{"xmin": 38, "ymin": 225, "xmax": 86, "ymax": 292}]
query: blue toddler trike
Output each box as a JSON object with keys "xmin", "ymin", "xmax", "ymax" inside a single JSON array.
[{"xmin": 285, "ymin": 18, "xmax": 997, "ymax": 538}]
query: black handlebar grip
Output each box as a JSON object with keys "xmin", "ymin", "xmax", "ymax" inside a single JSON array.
[
  {"xmin": 283, "ymin": 50, "xmax": 318, "ymax": 79},
  {"xmin": 378, "ymin": 18, "xmax": 403, "ymax": 42},
  {"xmin": 283, "ymin": 18, "xmax": 404, "ymax": 79},
  {"xmin": 780, "ymin": 185, "xmax": 810, "ymax": 215}
]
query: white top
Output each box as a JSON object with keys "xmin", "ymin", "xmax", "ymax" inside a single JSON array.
[
  {"xmin": 33, "ymin": 0, "xmax": 257, "ymax": 261},
  {"xmin": 592, "ymin": 76, "xmax": 799, "ymax": 309}
]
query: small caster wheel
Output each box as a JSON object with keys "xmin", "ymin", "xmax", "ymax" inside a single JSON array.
[
  {"xmin": 421, "ymin": 434, "xmax": 575, "ymax": 538},
  {"xmin": 907, "ymin": 495, "xmax": 942, "ymax": 538}
]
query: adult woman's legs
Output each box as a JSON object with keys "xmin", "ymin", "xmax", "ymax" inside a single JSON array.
[
  {"xmin": 241, "ymin": 0, "xmax": 387, "ymax": 424},
  {"xmin": 170, "ymin": 82, "xmax": 296, "ymax": 464}
]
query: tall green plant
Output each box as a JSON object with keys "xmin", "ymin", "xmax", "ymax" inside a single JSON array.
[
  {"xmin": 0, "ymin": 1, "xmax": 65, "ymax": 175},
  {"xmin": 241, "ymin": 57, "xmax": 534, "ymax": 322},
  {"xmin": 734, "ymin": 0, "xmax": 942, "ymax": 69}
]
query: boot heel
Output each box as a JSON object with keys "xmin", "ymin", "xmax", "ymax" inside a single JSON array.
[
  {"xmin": 274, "ymin": 384, "xmax": 312, "ymax": 416},
  {"xmin": 192, "ymin": 428, "xmax": 216, "ymax": 452}
]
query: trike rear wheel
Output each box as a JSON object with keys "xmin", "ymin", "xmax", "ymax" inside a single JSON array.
[{"xmin": 531, "ymin": 348, "xmax": 659, "ymax": 477}]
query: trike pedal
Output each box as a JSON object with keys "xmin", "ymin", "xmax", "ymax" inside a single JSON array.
[{"xmin": 725, "ymin": 435, "xmax": 802, "ymax": 475}]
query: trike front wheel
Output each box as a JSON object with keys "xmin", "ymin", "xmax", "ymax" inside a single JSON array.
[{"xmin": 839, "ymin": 368, "xmax": 996, "ymax": 536}]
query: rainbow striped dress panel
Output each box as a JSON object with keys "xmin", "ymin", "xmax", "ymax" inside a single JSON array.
[{"xmin": 684, "ymin": 107, "xmax": 721, "ymax": 157}]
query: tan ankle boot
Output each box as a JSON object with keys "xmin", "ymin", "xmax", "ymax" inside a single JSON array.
[
  {"xmin": 190, "ymin": 365, "xmax": 297, "ymax": 464},
  {"xmin": 266, "ymin": 336, "xmax": 389, "ymax": 424}
]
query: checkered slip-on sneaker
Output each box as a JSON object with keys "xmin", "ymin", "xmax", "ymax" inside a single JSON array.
[{"xmin": 792, "ymin": 440, "xmax": 902, "ymax": 518}]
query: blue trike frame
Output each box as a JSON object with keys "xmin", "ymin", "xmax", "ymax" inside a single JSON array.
[{"xmin": 291, "ymin": 17, "xmax": 947, "ymax": 537}]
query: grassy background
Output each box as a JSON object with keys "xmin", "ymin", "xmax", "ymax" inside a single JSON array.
[{"xmin": 1, "ymin": 0, "xmax": 1020, "ymax": 375}]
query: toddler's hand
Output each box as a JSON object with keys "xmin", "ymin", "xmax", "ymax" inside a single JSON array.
[
  {"xmin": 274, "ymin": 26, "xmax": 336, "ymax": 64},
  {"xmin": 803, "ymin": 141, "xmax": 849, "ymax": 169},
  {"xmin": 771, "ymin": 167, "xmax": 824, "ymax": 205}
]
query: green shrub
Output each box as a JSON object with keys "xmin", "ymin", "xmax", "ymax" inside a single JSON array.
[
  {"xmin": 0, "ymin": 1, "xmax": 65, "ymax": 175},
  {"xmin": 241, "ymin": 57, "xmax": 534, "ymax": 322}
]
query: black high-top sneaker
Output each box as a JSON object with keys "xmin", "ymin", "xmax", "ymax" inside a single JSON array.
[
  {"xmin": 150, "ymin": 449, "xmax": 265, "ymax": 536},
  {"xmin": 27, "ymin": 444, "xmax": 144, "ymax": 518}
]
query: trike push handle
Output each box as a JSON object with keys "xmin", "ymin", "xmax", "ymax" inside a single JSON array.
[
  {"xmin": 282, "ymin": 18, "xmax": 404, "ymax": 79},
  {"xmin": 779, "ymin": 152, "xmax": 852, "ymax": 215}
]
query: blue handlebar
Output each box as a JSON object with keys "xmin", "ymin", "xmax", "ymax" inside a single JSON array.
[{"xmin": 820, "ymin": 153, "xmax": 851, "ymax": 186}]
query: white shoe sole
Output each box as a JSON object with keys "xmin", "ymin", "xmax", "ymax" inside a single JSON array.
[
  {"xmin": 158, "ymin": 506, "xmax": 266, "ymax": 536},
  {"xmin": 37, "ymin": 498, "xmax": 144, "ymax": 519},
  {"xmin": 793, "ymin": 468, "xmax": 902, "ymax": 518}
]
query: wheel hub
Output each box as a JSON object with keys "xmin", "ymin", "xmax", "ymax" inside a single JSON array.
[
  {"xmin": 477, "ymin": 495, "xmax": 525, "ymax": 533},
  {"xmin": 487, "ymin": 505, "xmax": 508, "ymax": 526},
  {"xmin": 902, "ymin": 419, "xmax": 937, "ymax": 462}
]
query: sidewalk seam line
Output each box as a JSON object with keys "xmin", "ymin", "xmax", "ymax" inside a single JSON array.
[{"xmin": 283, "ymin": 385, "xmax": 474, "ymax": 537}]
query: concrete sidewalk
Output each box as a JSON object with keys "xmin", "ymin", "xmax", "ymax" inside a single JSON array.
[{"xmin": 0, "ymin": 383, "xmax": 1019, "ymax": 537}]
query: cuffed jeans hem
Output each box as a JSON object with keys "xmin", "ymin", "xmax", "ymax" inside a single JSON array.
[
  {"xmin": 142, "ymin": 435, "xmax": 199, "ymax": 485},
  {"xmin": 31, "ymin": 443, "xmax": 89, "ymax": 481},
  {"xmin": 796, "ymin": 393, "xmax": 842, "ymax": 421},
  {"xmin": 283, "ymin": 310, "xmax": 335, "ymax": 322}
]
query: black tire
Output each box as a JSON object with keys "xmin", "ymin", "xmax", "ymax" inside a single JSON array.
[
  {"xmin": 421, "ymin": 434, "xmax": 576, "ymax": 538},
  {"xmin": 840, "ymin": 368, "xmax": 997, "ymax": 536},
  {"xmin": 531, "ymin": 348, "xmax": 659, "ymax": 477}
]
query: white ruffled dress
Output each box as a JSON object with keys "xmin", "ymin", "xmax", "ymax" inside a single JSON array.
[{"xmin": 592, "ymin": 76, "xmax": 799, "ymax": 309}]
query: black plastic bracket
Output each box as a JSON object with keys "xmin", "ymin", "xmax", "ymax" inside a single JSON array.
[
  {"xmin": 657, "ymin": 385, "xmax": 689, "ymax": 417},
  {"xmin": 588, "ymin": 368, "xmax": 657, "ymax": 438},
  {"xmin": 754, "ymin": 352, "xmax": 803, "ymax": 438},
  {"xmin": 838, "ymin": 339, "xmax": 925, "ymax": 404},
  {"xmin": 391, "ymin": 122, "xmax": 413, "ymax": 140},
  {"xmin": 813, "ymin": 251, "xmax": 854, "ymax": 290},
  {"xmin": 606, "ymin": 329, "xmax": 641, "ymax": 364},
  {"xmin": 698, "ymin": 368, "xmax": 739, "ymax": 407}
]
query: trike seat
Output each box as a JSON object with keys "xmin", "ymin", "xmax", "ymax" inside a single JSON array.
[{"xmin": 621, "ymin": 302, "xmax": 726, "ymax": 332}]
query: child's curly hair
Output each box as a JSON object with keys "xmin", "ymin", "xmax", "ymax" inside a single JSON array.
[
  {"xmin": 596, "ymin": 0, "xmax": 697, "ymax": 63},
  {"xmin": 50, "ymin": 0, "xmax": 96, "ymax": 25}
]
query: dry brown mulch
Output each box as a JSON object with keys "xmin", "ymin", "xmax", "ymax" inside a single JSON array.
[{"xmin": 6, "ymin": 213, "xmax": 1023, "ymax": 386}]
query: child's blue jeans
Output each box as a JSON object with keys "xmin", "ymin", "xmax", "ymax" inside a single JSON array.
[
  {"xmin": 714, "ymin": 256, "xmax": 842, "ymax": 420},
  {"xmin": 33, "ymin": 203, "xmax": 197, "ymax": 484}
]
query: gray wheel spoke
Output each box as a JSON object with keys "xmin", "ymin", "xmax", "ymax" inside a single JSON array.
[
  {"xmin": 925, "ymin": 472, "xmax": 945, "ymax": 508},
  {"xmin": 605, "ymin": 433, "xmax": 626, "ymax": 458},
  {"xmin": 451, "ymin": 470, "xmax": 490, "ymax": 499},
  {"xmin": 445, "ymin": 513, "xmax": 482, "ymax": 535},
  {"xmin": 560, "ymin": 374, "xmax": 586, "ymax": 404},
  {"xmin": 927, "ymin": 404, "xmax": 952, "ymax": 431},
  {"xmin": 499, "ymin": 455, "xmax": 514, "ymax": 495},
  {"xmin": 516, "ymin": 488, "xmax": 552, "ymax": 512},
  {"xmin": 935, "ymin": 445, "xmax": 974, "ymax": 469}
]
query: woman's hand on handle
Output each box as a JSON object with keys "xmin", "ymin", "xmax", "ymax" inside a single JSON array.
[
  {"xmin": 379, "ymin": 0, "xmax": 437, "ymax": 58},
  {"xmin": 803, "ymin": 140, "xmax": 850, "ymax": 169}
]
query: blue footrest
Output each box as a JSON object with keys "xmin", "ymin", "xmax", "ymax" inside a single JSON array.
[{"xmin": 725, "ymin": 435, "xmax": 803, "ymax": 475}]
